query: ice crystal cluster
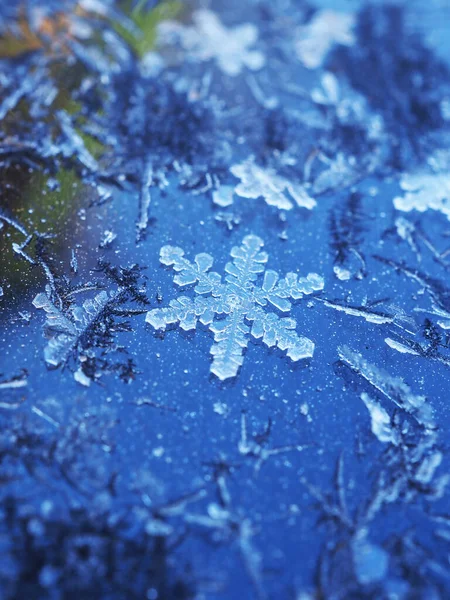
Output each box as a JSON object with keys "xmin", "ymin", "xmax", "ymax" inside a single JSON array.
[
  {"xmin": 227, "ymin": 156, "xmax": 316, "ymax": 210},
  {"xmin": 146, "ymin": 235, "xmax": 324, "ymax": 380},
  {"xmin": 394, "ymin": 172, "xmax": 450, "ymax": 220}
]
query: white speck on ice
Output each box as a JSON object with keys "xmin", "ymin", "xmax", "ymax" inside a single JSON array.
[
  {"xmin": 333, "ymin": 265, "xmax": 351, "ymax": 281},
  {"xmin": 74, "ymin": 368, "xmax": 91, "ymax": 387},
  {"xmin": 152, "ymin": 447, "xmax": 165, "ymax": 458},
  {"xmin": 213, "ymin": 402, "xmax": 229, "ymax": 416}
]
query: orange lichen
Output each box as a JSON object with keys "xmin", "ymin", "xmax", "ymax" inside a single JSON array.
[{"xmin": 0, "ymin": 4, "xmax": 88, "ymax": 58}]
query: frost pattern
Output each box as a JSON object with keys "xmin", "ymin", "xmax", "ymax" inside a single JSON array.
[
  {"xmin": 393, "ymin": 172, "xmax": 450, "ymax": 220},
  {"xmin": 33, "ymin": 285, "xmax": 113, "ymax": 368},
  {"xmin": 158, "ymin": 9, "xmax": 265, "ymax": 77},
  {"xmin": 338, "ymin": 345, "xmax": 434, "ymax": 428},
  {"xmin": 295, "ymin": 10, "xmax": 355, "ymax": 69},
  {"xmin": 229, "ymin": 157, "xmax": 316, "ymax": 211},
  {"xmin": 360, "ymin": 393, "xmax": 400, "ymax": 445},
  {"xmin": 146, "ymin": 235, "xmax": 324, "ymax": 380}
]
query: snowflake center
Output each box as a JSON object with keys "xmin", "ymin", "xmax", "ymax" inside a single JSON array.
[{"xmin": 225, "ymin": 292, "xmax": 252, "ymax": 312}]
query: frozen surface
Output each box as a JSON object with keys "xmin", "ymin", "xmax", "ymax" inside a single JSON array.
[{"xmin": 1, "ymin": 1, "xmax": 450, "ymax": 599}]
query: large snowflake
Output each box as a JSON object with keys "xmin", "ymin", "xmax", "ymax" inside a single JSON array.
[
  {"xmin": 158, "ymin": 9, "xmax": 265, "ymax": 77},
  {"xmin": 146, "ymin": 235, "xmax": 324, "ymax": 380}
]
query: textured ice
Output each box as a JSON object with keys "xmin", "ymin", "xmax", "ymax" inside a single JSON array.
[
  {"xmin": 146, "ymin": 235, "xmax": 323, "ymax": 380},
  {"xmin": 230, "ymin": 157, "xmax": 316, "ymax": 211},
  {"xmin": 1, "ymin": 2, "xmax": 450, "ymax": 597}
]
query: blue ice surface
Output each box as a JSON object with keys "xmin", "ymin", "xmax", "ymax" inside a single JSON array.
[
  {"xmin": 2, "ymin": 176, "xmax": 450, "ymax": 598},
  {"xmin": 1, "ymin": 0, "xmax": 450, "ymax": 598}
]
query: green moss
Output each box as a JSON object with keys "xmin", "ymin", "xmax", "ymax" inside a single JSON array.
[
  {"xmin": 114, "ymin": 0, "xmax": 183, "ymax": 58},
  {"xmin": 0, "ymin": 167, "xmax": 88, "ymax": 299},
  {"xmin": 78, "ymin": 130, "xmax": 106, "ymax": 159},
  {"xmin": 64, "ymin": 99, "xmax": 106, "ymax": 160}
]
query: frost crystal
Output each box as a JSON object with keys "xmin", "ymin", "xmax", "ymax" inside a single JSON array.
[
  {"xmin": 146, "ymin": 235, "xmax": 323, "ymax": 380},
  {"xmin": 360, "ymin": 393, "xmax": 399, "ymax": 445},
  {"xmin": 0, "ymin": 370, "xmax": 28, "ymax": 391},
  {"xmin": 312, "ymin": 153, "xmax": 361, "ymax": 196},
  {"xmin": 393, "ymin": 172, "xmax": 450, "ymax": 220},
  {"xmin": 338, "ymin": 345, "xmax": 433, "ymax": 428},
  {"xmin": 295, "ymin": 10, "xmax": 355, "ymax": 69},
  {"xmin": 229, "ymin": 157, "xmax": 316, "ymax": 211},
  {"xmin": 158, "ymin": 9, "xmax": 265, "ymax": 77},
  {"xmin": 33, "ymin": 285, "xmax": 113, "ymax": 368}
]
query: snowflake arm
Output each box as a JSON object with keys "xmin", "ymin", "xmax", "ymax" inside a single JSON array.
[
  {"xmin": 159, "ymin": 245, "xmax": 221, "ymax": 294},
  {"xmin": 225, "ymin": 235, "xmax": 268, "ymax": 293},
  {"xmin": 249, "ymin": 307, "xmax": 315, "ymax": 361},
  {"xmin": 146, "ymin": 296, "xmax": 218, "ymax": 331},
  {"xmin": 210, "ymin": 311, "xmax": 250, "ymax": 380},
  {"xmin": 259, "ymin": 270, "xmax": 325, "ymax": 311}
]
